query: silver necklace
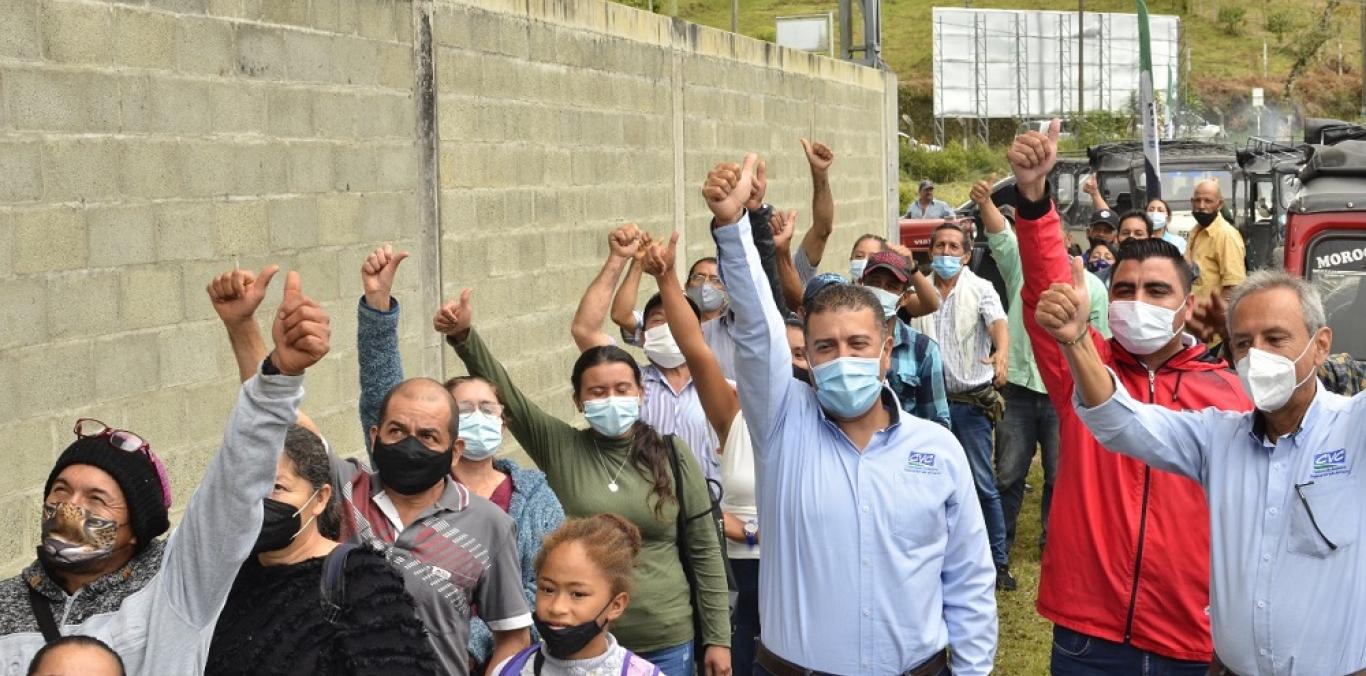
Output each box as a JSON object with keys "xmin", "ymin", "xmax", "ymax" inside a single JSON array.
[{"xmin": 593, "ymin": 438, "xmax": 631, "ymax": 493}]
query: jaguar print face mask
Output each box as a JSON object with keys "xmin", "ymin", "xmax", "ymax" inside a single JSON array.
[{"xmin": 38, "ymin": 502, "xmax": 122, "ymax": 573}]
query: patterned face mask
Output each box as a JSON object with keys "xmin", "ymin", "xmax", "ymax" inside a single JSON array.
[{"xmin": 39, "ymin": 502, "xmax": 122, "ymax": 572}]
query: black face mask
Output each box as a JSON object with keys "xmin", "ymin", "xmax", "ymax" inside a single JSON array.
[
  {"xmin": 373, "ymin": 436, "xmax": 453, "ymax": 496},
  {"xmin": 1192, "ymin": 210, "xmax": 1217, "ymax": 227},
  {"xmin": 792, "ymin": 364, "xmax": 812, "ymax": 385},
  {"xmin": 532, "ymin": 604, "xmax": 609, "ymax": 659},
  {"xmin": 251, "ymin": 489, "xmax": 320, "ymax": 555}
]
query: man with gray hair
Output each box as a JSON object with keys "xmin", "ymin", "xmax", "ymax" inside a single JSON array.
[{"xmin": 1036, "ymin": 267, "xmax": 1366, "ymax": 676}]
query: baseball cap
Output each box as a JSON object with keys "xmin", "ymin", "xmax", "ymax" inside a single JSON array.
[
  {"xmin": 1089, "ymin": 209, "xmax": 1117, "ymax": 230},
  {"xmin": 861, "ymin": 251, "xmax": 909, "ymax": 284},
  {"xmin": 802, "ymin": 272, "xmax": 846, "ymax": 310}
]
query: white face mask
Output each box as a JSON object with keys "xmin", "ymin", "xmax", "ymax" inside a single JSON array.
[
  {"xmin": 1109, "ymin": 299, "xmax": 1185, "ymax": 355},
  {"xmin": 642, "ymin": 324, "xmax": 686, "ymax": 368},
  {"xmin": 1235, "ymin": 340, "xmax": 1316, "ymax": 412},
  {"xmin": 866, "ymin": 287, "xmax": 901, "ymax": 321},
  {"xmin": 849, "ymin": 258, "xmax": 868, "ymax": 282}
]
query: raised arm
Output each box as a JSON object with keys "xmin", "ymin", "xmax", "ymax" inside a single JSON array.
[
  {"xmin": 571, "ymin": 224, "xmax": 646, "ymax": 351},
  {"xmin": 1083, "ymin": 175, "xmax": 1111, "ymax": 212},
  {"xmin": 797, "ymin": 138, "xmax": 835, "ymax": 268},
  {"xmin": 889, "ymin": 242, "xmax": 941, "ymax": 318},
  {"xmin": 208, "ymin": 265, "xmax": 321, "ymax": 437},
  {"xmin": 163, "ymin": 271, "xmax": 329, "ymax": 628},
  {"xmin": 437, "ymin": 290, "xmax": 578, "ymax": 468},
  {"xmin": 643, "ymin": 232, "xmax": 740, "ymax": 443},
  {"xmin": 705, "ymin": 155, "xmax": 794, "ymax": 450},
  {"xmin": 357, "ymin": 245, "xmax": 410, "ymax": 454},
  {"xmin": 609, "ymin": 258, "xmax": 645, "ymax": 338},
  {"xmin": 770, "ymin": 208, "xmax": 807, "ymax": 313}
]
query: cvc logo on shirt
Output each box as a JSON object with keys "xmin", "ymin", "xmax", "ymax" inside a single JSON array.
[
  {"xmin": 1310, "ymin": 449, "xmax": 1350, "ymax": 478},
  {"xmin": 904, "ymin": 452, "xmax": 939, "ymax": 474}
]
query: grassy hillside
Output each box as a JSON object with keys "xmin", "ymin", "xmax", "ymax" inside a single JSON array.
[{"xmin": 618, "ymin": 0, "xmax": 1363, "ymax": 127}]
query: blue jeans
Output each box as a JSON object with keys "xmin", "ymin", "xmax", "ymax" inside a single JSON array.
[
  {"xmin": 996, "ymin": 384, "xmax": 1060, "ymax": 552},
  {"xmin": 1050, "ymin": 626, "xmax": 1210, "ymax": 676},
  {"xmin": 730, "ymin": 558, "xmax": 760, "ymax": 676},
  {"xmin": 949, "ymin": 402, "xmax": 1008, "ymax": 566},
  {"xmin": 638, "ymin": 641, "xmax": 695, "ymax": 676}
]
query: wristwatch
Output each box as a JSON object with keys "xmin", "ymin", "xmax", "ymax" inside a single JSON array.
[
  {"xmin": 260, "ymin": 353, "xmax": 283, "ymax": 376},
  {"xmin": 743, "ymin": 520, "xmax": 758, "ymax": 548}
]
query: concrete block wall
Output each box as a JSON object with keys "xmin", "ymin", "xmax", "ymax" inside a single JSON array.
[{"xmin": 0, "ymin": 0, "xmax": 895, "ymax": 575}]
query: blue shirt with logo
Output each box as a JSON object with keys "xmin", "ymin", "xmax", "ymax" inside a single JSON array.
[
  {"xmin": 714, "ymin": 213, "xmax": 997, "ymax": 676},
  {"xmin": 1077, "ymin": 377, "xmax": 1366, "ymax": 676}
]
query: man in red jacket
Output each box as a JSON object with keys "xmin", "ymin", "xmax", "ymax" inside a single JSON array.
[{"xmin": 1007, "ymin": 121, "xmax": 1252, "ymax": 673}]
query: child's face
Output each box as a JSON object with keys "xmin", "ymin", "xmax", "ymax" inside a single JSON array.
[{"xmin": 536, "ymin": 542, "xmax": 628, "ymax": 630}]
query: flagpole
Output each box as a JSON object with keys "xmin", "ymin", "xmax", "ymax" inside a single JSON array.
[{"xmin": 1137, "ymin": 0, "xmax": 1162, "ymax": 199}]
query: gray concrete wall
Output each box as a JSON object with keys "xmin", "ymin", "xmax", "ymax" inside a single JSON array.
[{"xmin": 0, "ymin": 0, "xmax": 896, "ymax": 574}]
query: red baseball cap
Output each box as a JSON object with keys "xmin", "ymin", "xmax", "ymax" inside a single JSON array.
[{"xmin": 861, "ymin": 251, "xmax": 909, "ymax": 284}]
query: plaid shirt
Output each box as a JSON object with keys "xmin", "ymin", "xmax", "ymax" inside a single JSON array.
[
  {"xmin": 886, "ymin": 319, "xmax": 952, "ymax": 428},
  {"xmin": 1318, "ymin": 352, "xmax": 1366, "ymax": 397}
]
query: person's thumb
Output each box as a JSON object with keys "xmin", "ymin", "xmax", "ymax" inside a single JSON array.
[
  {"xmin": 392, "ymin": 251, "xmax": 410, "ymax": 268},
  {"xmin": 755, "ymin": 159, "xmax": 767, "ymax": 184},
  {"xmin": 459, "ymin": 287, "xmax": 473, "ymax": 309},
  {"xmin": 1070, "ymin": 255, "xmax": 1086, "ymax": 289},
  {"xmin": 738, "ymin": 153, "xmax": 758, "ymax": 189},
  {"xmin": 988, "ymin": 172, "xmax": 998, "ymax": 185},
  {"xmin": 667, "ymin": 230, "xmax": 680, "ymax": 257},
  {"xmin": 282, "ymin": 270, "xmax": 301, "ymax": 300},
  {"xmin": 1047, "ymin": 118, "xmax": 1061, "ymax": 145},
  {"xmin": 800, "ymin": 138, "xmax": 812, "ymax": 155},
  {"xmin": 256, "ymin": 264, "xmax": 280, "ymax": 293}
]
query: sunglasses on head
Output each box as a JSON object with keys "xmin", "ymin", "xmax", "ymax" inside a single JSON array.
[{"xmin": 74, "ymin": 419, "xmax": 151, "ymax": 458}]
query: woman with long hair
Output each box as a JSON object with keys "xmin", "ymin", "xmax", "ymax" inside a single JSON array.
[{"xmin": 435, "ymin": 290, "xmax": 731, "ymax": 676}]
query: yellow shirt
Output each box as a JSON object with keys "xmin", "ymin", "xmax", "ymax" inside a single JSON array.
[{"xmin": 1187, "ymin": 214, "xmax": 1246, "ymax": 299}]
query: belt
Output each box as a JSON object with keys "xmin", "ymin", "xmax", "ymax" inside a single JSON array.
[
  {"xmin": 755, "ymin": 642, "xmax": 947, "ymax": 676},
  {"xmin": 1209, "ymin": 654, "xmax": 1365, "ymax": 676}
]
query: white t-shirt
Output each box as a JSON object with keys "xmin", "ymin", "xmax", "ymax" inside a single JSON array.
[{"xmin": 719, "ymin": 411, "xmax": 759, "ymax": 560}]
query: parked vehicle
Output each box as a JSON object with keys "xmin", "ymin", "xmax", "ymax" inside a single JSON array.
[{"xmin": 1172, "ymin": 111, "xmax": 1224, "ymax": 141}]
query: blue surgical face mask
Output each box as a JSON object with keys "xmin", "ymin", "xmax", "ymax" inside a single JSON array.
[
  {"xmin": 583, "ymin": 397, "xmax": 640, "ymax": 437},
  {"xmin": 849, "ymin": 258, "xmax": 868, "ymax": 282},
  {"xmin": 931, "ymin": 255, "xmax": 962, "ymax": 279},
  {"xmin": 866, "ymin": 287, "xmax": 900, "ymax": 321},
  {"xmin": 812, "ymin": 350, "xmax": 885, "ymax": 419},
  {"xmin": 1148, "ymin": 211, "xmax": 1167, "ymax": 232},
  {"xmin": 458, "ymin": 411, "xmax": 504, "ymax": 461}
]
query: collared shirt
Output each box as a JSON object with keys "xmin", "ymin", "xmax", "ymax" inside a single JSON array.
[
  {"xmin": 333, "ymin": 463, "xmax": 532, "ymax": 676},
  {"xmin": 1076, "ymin": 377, "xmax": 1366, "ymax": 676},
  {"xmin": 641, "ymin": 364, "xmax": 720, "ymax": 482},
  {"xmin": 715, "ymin": 213, "xmax": 997, "ymax": 676},
  {"xmin": 931, "ymin": 275, "xmax": 1006, "ymax": 393},
  {"xmin": 986, "ymin": 228, "xmax": 1111, "ymax": 393},
  {"xmin": 887, "ymin": 319, "xmax": 952, "ymax": 428},
  {"xmin": 1186, "ymin": 215, "xmax": 1246, "ymax": 299},
  {"xmin": 905, "ymin": 198, "xmax": 956, "ymax": 220}
]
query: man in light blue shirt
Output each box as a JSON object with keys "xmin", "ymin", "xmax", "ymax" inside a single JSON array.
[
  {"xmin": 905, "ymin": 180, "xmax": 956, "ymax": 220},
  {"xmin": 1033, "ymin": 260, "xmax": 1366, "ymax": 676},
  {"xmin": 704, "ymin": 155, "xmax": 996, "ymax": 676}
]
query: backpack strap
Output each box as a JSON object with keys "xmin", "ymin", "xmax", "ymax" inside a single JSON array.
[
  {"xmin": 620, "ymin": 650, "xmax": 662, "ymax": 676},
  {"xmin": 26, "ymin": 585, "xmax": 60, "ymax": 643},
  {"xmin": 319, "ymin": 541, "xmax": 361, "ymax": 624},
  {"xmin": 497, "ymin": 645, "xmax": 540, "ymax": 675}
]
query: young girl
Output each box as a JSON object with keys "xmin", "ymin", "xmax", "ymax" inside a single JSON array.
[{"xmin": 491, "ymin": 515, "xmax": 660, "ymax": 676}]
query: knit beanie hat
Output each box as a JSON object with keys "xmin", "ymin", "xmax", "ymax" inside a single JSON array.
[{"xmin": 44, "ymin": 436, "xmax": 172, "ymax": 553}]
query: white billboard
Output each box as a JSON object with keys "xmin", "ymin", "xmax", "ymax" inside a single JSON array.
[
  {"xmin": 776, "ymin": 14, "xmax": 834, "ymax": 57},
  {"xmin": 932, "ymin": 7, "xmax": 1180, "ymax": 118}
]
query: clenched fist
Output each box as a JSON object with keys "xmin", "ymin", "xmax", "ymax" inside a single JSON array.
[
  {"xmin": 361, "ymin": 244, "xmax": 409, "ymax": 312},
  {"xmin": 433, "ymin": 289, "xmax": 475, "ymax": 341},
  {"xmin": 270, "ymin": 271, "xmax": 330, "ymax": 376},
  {"xmin": 702, "ymin": 154, "xmax": 759, "ymax": 227},
  {"xmin": 208, "ymin": 264, "xmax": 279, "ymax": 326}
]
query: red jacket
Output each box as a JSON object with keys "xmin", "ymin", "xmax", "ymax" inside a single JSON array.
[{"xmin": 1016, "ymin": 199, "xmax": 1251, "ymax": 662}]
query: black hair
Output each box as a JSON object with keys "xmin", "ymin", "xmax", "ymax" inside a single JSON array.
[
  {"xmin": 642, "ymin": 292, "xmax": 700, "ymax": 324},
  {"xmin": 1114, "ymin": 237, "xmax": 1194, "ymax": 294},
  {"xmin": 1086, "ymin": 241, "xmax": 1118, "ymax": 261},
  {"xmin": 1118, "ymin": 210, "xmax": 1154, "ymax": 236},
  {"xmin": 282, "ymin": 425, "xmax": 340, "ymax": 540},
  {"xmin": 803, "ymin": 284, "xmax": 888, "ymax": 338},
  {"xmin": 570, "ymin": 346, "xmax": 676, "ymax": 519},
  {"xmin": 930, "ymin": 223, "xmax": 968, "ymax": 249},
  {"xmin": 686, "ymin": 257, "xmax": 718, "ymax": 279},
  {"xmin": 377, "ymin": 378, "xmax": 461, "ymax": 441},
  {"xmin": 29, "ymin": 635, "xmax": 125, "ymax": 676},
  {"xmin": 1146, "ymin": 197, "xmax": 1172, "ymax": 217}
]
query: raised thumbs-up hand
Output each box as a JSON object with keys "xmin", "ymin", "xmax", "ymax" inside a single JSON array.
[
  {"xmin": 433, "ymin": 288, "xmax": 474, "ymax": 341},
  {"xmin": 1035, "ymin": 255, "xmax": 1092, "ymax": 345},
  {"xmin": 703, "ymin": 154, "xmax": 759, "ymax": 226},
  {"xmin": 361, "ymin": 244, "xmax": 410, "ymax": 313},
  {"xmin": 1008, "ymin": 118, "xmax": 1060, "ymax": 203},
  {"xmin": 270, "ymin": 271, "xmax": 331, "ymax": 376},
  {"xmin": 208, "ymin": 264, "xmax": 278, "ymax": 326}
]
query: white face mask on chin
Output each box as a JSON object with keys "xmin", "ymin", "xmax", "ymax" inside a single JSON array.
[
  {"xmin": 1108, "ymin": 299, "xmax": 1185, "ymax": 356},
  {"xmin": 1235, "ymin": 339, "xmax": 1317, "ymax": 412}
]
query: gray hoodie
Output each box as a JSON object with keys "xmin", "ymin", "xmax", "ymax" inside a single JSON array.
[{"xmin": 0, "ymin": 372, "xmax": 303, "ymax": 675}]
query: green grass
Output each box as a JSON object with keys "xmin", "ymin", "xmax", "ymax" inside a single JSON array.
[{"xmin": 995, "ymin": 459, "xmax": 1054, "ymax": 673}]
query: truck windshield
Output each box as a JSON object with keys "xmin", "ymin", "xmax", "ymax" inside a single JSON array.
[
  {"xmin": 1307, "ymin": 235, "xmax": 1366, "ymax": 360},
  {"xmin": 1140, "ymin": 169, "xmax": 1234, "ymax": 208}
]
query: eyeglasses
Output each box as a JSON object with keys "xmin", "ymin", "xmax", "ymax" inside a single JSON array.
[
  {"xmin": 74, "ymin": 419, "xmax": 151, "ymax": 458},
  {"xmin": 688, "ymin": 274, "xmax": 722, "ymax": 286},
  {"xmin": 458, "ymin": 402, "xmax": 505, "ymax": 418}
]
